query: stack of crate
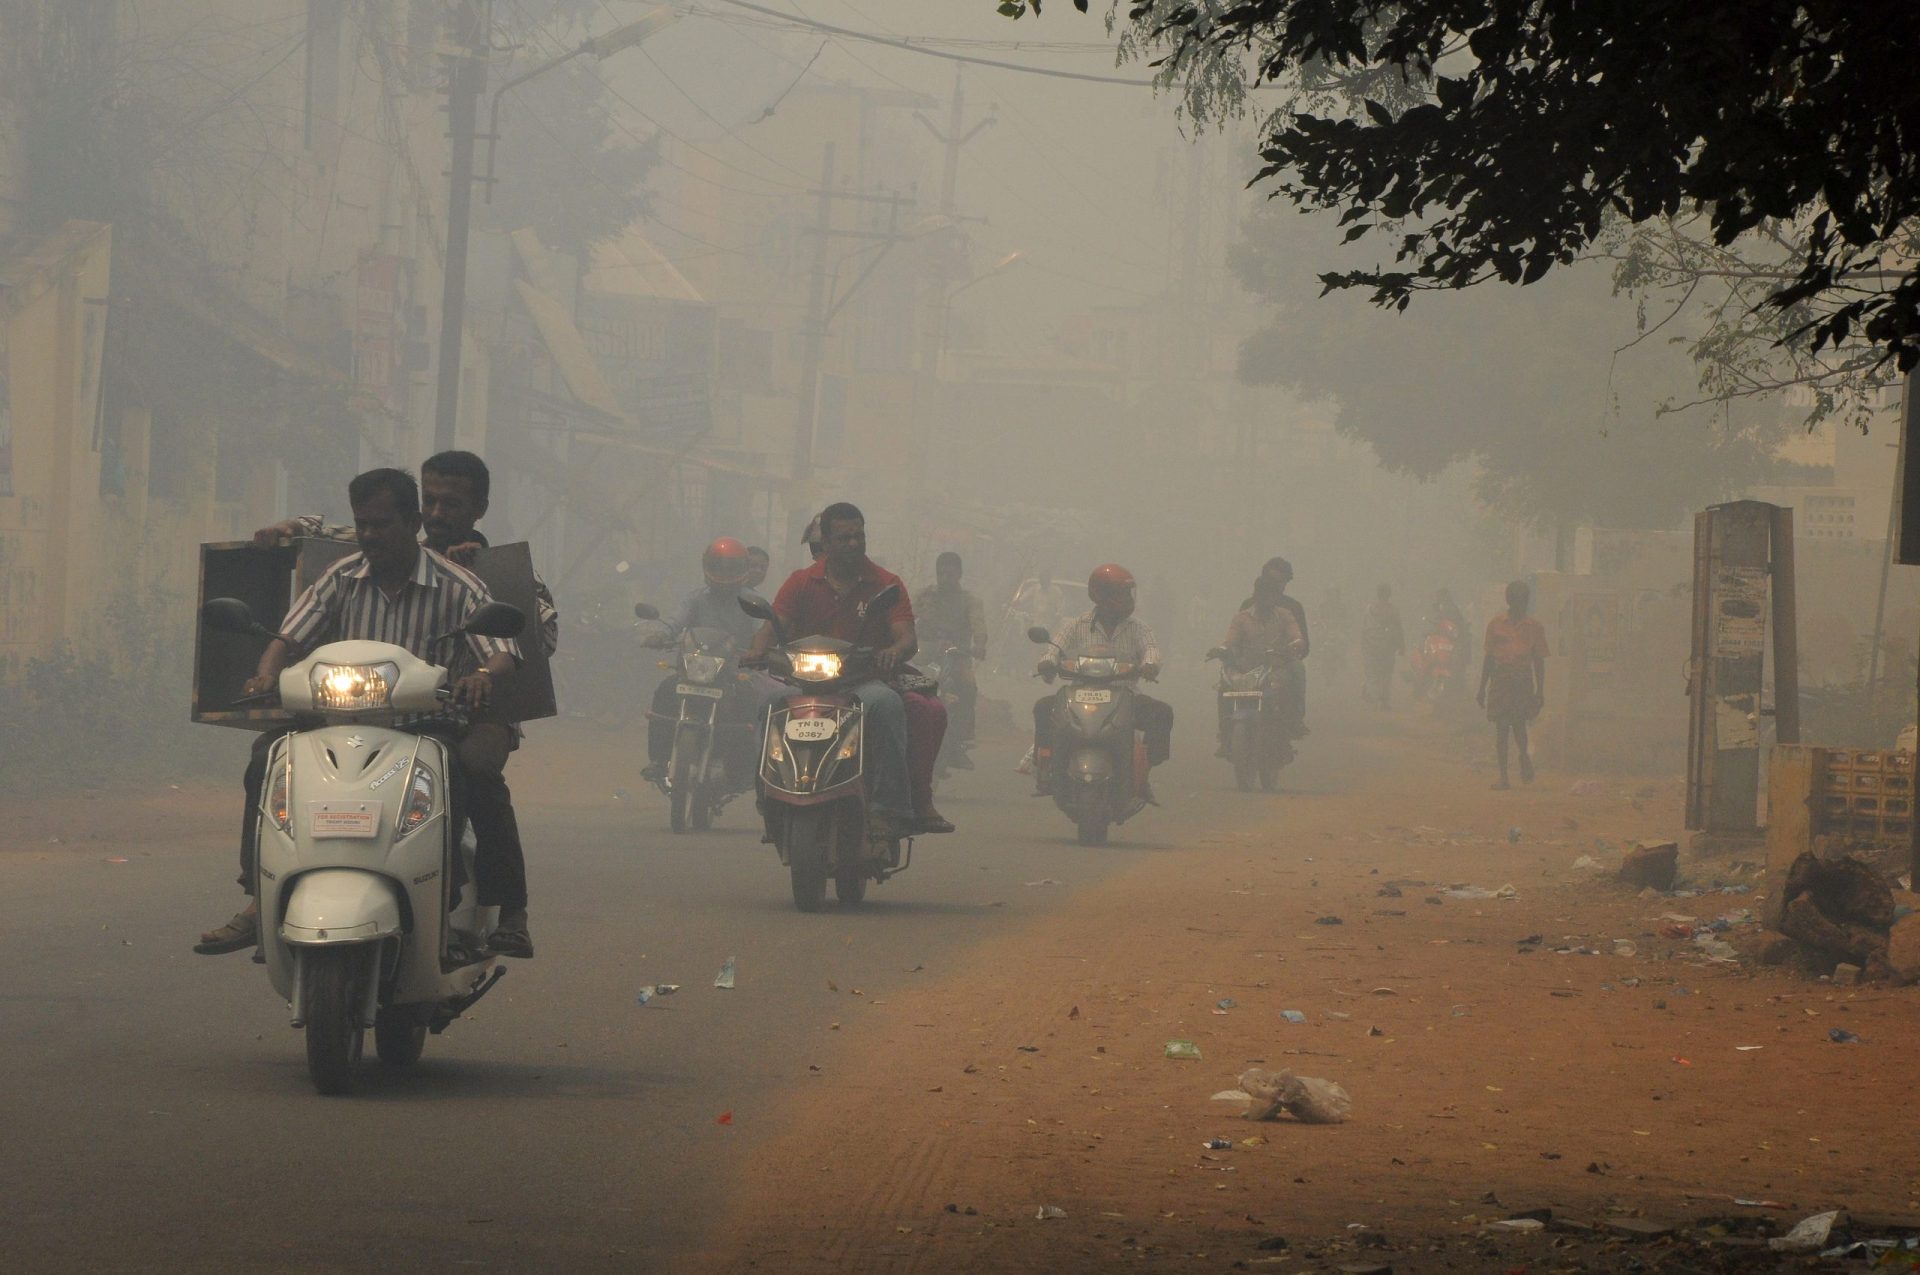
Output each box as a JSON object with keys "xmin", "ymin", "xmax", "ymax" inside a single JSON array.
[{"xmin": 1817, "ymin": 749, "xmax": 1916, "ymax": 845}]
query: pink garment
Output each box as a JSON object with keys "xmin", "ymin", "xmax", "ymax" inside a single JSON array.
[{"xmin": 903, "ymin": 690, "xmax": 949, "ymax": 815}]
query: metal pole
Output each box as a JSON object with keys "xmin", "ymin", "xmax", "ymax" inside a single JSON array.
[
  {"xmin": 790, "ymin": 143, "xmax": 836, "ymax": 487},
  {"xmin": 433, "ymin": 0, "xmax": 486, "ymax": 453},
  {"xmin": 1770, "ymin": 504, "xmax": 1801, "ymax": 745}
]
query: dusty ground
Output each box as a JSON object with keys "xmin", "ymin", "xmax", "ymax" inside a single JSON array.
[{"xmin": 707, "ymin": 719, "xmax": 1920, "ymax": 1273}]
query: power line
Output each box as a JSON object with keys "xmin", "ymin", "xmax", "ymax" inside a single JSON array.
[{"xmin": 701, "ymin": 0, "xmax": 1249, "ymax": 88}]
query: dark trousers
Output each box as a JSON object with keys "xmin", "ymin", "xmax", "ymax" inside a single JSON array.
[
  {"xmin": 947, "ymin": 676, "xmax": 977, "ymax": 744},
  {"xmin": 237, "ymin": 725, "xmax": 523, "ymax": 907},
  {"xmin": 1033, "ymin": 692, "xmax": 1173, "ymax": 766},
  {"xmin": 647, "ymin": 676, "xmax": 755, "ymax": 781}
]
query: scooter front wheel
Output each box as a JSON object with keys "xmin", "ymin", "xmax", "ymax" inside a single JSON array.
[
  {"xmin": 784, "ymin": 806, "xmax": 831, "ymax": 912},
  {"xmin": 305, "ymin": 947, "xmax": 365, "ymax": 1095}
]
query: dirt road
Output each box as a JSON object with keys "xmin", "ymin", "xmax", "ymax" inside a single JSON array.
[{"xmin": 707, "ymin": 717, "xmax": 1920, "ymax": 1273}]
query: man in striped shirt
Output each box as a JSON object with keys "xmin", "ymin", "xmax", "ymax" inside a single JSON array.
[{"xmin": 196, "ymin": 469, "xmax": 530, "ymax": 956}]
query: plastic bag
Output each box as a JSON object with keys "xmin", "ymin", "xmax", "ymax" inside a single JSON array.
[{"xmin": 1238, "ymin": 1067, "xmax": 1352, "ymax": 1124}]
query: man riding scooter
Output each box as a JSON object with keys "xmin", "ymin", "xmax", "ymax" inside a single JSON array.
[
  {"xmin": 641, "ymin": 537, "xmax": 768, "ymax": 788},
  {"xmin": 744, "ymin": 503, "xmax": 952, "ymax": 837},
  {"xmin": 915, "ymin": 551, "xmax": 987, "ymax": 771},
  {"xmin": 208, "ymin": 452, "xmax": 550, "ymax": 958},
  {"xmin": 195, "ymin": 469, "xmax": 524, "ymax": 956},
  {"xmin": 1033, "ymin": 564, "xmax": 1172, "ymax": 804},
  {"xmin": 1214, "ymin": 574, "xmax": 1307, "ymax": 763}
]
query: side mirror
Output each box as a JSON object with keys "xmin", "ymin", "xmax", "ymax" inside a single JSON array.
[
  {"xmin": 463, "ymin": 601, "xmax": 526, "ymax": 639},
  {"xmin": 633, "ymin": 602, "xmax": 661, "ymax": 621},
  {"xmin": 203, "ymin": 597, "xmax": 268, "ymax": 637},
  {"xmin": 1027, "ymin": 626, "xmax": 1053, "ymax": 645},
  {"xmin": 1205, "ymin": 646, "xmax": 1226, "ymax": 662},
  {"xmin": 867, "ymin": 582, "xmax": 902, "ymax": 615},
  {"xmin": 736, "ymin": 590, "xmax": 776, "ymax": 622}
]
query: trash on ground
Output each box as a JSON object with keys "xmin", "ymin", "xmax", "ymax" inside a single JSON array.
[
  {"xmin": 1035, "ymin": 1204, "xmax": 1067, "ymax": 1220},
  {"xmin": 1025, "ymin": 878, "xmax": 1064, "ymax": 887},
  {"xmin": 1507, "ymin": 826, "xmax": 1523, "ymax": 843},
  {"xmin": 1769, "ymin": 1210, "xmax": 1842, "ymax": 1252},
  {"xmin": 1203, "ymin": 1138, "xmax": 1233, "ymax": 1150},
  {"xmin": 1212, "ymin": 1089, "xmax": 1253, "ymax": 1102},
  {"xmin": 714, "ymin": 956, "xmax": 736, "ymax": 990},
  {"xmin": 635, "ymin": 987, "xmax": 655, "ymax": 1006},
  {"xmin": 1165, "ymin": 1039, "xmax": 1203, "ymax": 1060},
  {"xmin": 1314, "ymin": 915, "xmax": 1344, "ymax": 926},
  {"xmin": 1829, "ymin": 1028, "xmax": 1862, "ymax": 1044},
  {"xmin": 1777, "ymin": 852, "xmax": 1898, "ymax": 980},
  {"xmin": 1217, "ymin": 997, "xmax": 1238, "ymax": 1010},
  {"xmin": 715, "ymin": 1111, "xmax": 733, "ymax": 1126},
  {"xmin": 1569, "ymin": 779, "xmax": 1605, "ymax": 795},
  {"xmin": 1617, "ymin": 841, "xmax": 1679, "ymax": 891},
  {"xmin": 1441, "ymin": 883, "xmax": 1517, "ymax": 900},
  {"xmin": 1280, "ymin": 1009, "xmax": 1307, "ymax": 1024},
  {"xmin": 1239, "ymin": 1067, "xmax": 1352, "ymax": 1124},
  {"xmin": 1570, "ymin": 854, "xmax": 1607, "ymax": 876},
  {"xmin": 1485, "ymin": 1218, "xmax": 1545, "ymax": 1232}
]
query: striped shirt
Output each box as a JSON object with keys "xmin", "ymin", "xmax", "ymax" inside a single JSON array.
[
  {"xmin": 281, "ymin": 547, "xmax": 521, "ymax": 680},
  {"xmin": 291, "ymin": 514, "xmax": 558, "ymax": 657},
  {"xmin": 1049, "ymin": 610, "xmax": 1162, "ymax": 668}
]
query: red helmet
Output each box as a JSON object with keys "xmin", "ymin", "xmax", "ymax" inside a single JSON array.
[
  {"xmin": 1088, "ymin": 563, "xmax": 1136, "ymax": 612},
  {"xmin": 703, "ymin": 537, "xmax": 750, "ymax": 587}
]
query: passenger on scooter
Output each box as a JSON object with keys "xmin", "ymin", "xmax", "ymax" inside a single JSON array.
[
  {"xmin": 915, "ymin": 551, "xmax": 987, "ymax": 767},
  {"xmin": 196, "ymin": 469, "xmax": 523, "ymax": 956},
  {"xmin": 642, "ymin": 537, "xmax": 767, "ymax": 784},
  {"xmin": 233, "ymin": 451, "xmax": 550, "ymax": 958},
  {"xmin": 1215, "ymin": 575, "xmax": 1306, "ymax": 755},
  {"xmin": 744, "ymin": 503, "xmax": 951, "ymax": 838},
  {"xmin": 1034, "ymin": 564, "xmax": 1172, "ymax": 802},
  {"xmin": 744, "ymin": 545, "xmax": 771, "ymax": 590}
]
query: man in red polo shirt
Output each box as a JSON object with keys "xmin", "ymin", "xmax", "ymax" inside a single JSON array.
[{"xmin": 745, "ymin": 502, "xmax": 951, "ymax": 837}]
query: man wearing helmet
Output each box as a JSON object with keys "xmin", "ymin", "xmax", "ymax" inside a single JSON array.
[
  {"xmin": 1033, "ymin": 565, "xmax": 1173, "ymax": 800},
  {"xmin": 641, "ymin": 537, "xmax": 765, "ymax": 783}
]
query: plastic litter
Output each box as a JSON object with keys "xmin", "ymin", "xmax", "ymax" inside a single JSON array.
[
  {"xmin": 635, "ymin": 987, "xmax": 655, "ymax": 1006},
  {"xmin": 1314, "ymin": 915, "xmax": 1344, "ymax": 925},
  {"xmin": 1828, "ymin": 1028, "xmax": 1862, "ymax": 1044},
  {"xmin": 1035, "ymin": 1205, "xmax": 1067, "ymax": 1220},
  {"xmin": 1571, "ymin": 854, "xmax": 1607, "ymax": 875},
  {"xmin": 1239, "ymin": 1066, "xmax": 1352, "ymax": 1124},
  {"xmin": 1217, "ymin": 998, "xmax": 1238, "ymax": 1010},
  {"xmin": 1769, "ymin": 1210, "xmax": 1841, "ymax": 1252},
  {"xmin": 1507, "ymin": 827, "xmax": 1522, "ymax": 844},
  {"xmin": 1568, "ymin": 779, "xmax": 1604, "ymax": 796},
  {"xmin": 1212, "ymin": 1089, "xmax": 1252, "ymax": 1102},
  {"xmin": 1279, "ymin": 1009, "xmax": 1307, "ymax": 1024},
  {"xmin": 1203, "ymin": 1138, "xmax": 1233, "ymax": 1150},
  {"xmin": 714, "ymin": 956, "xmax": 737, "ymax": 989},
  {"xmin": 1486, "ymin": 1218, "xmax": 1546, "ymax": 1233},
  {"xmin": 1165, "ymin": 1039, "xmax": 1203, "ymax": 1060},
  {"xmin": 1441, "ymin": 883, "xmax": 1518, "ymax": 900}
]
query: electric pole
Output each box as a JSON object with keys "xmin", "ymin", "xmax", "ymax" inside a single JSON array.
[{"xmin": 433, "ymin": 0, "xmax": 487, "ymax": 453}]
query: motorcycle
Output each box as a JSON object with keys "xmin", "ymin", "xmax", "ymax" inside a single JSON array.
[
  {"xmin": 1411, "ymin": 617, "xmax": 1461, "ymax": 704},
  {"xmin": 1207, "ymin": 645, "xmax": 1298, "ymax": 792},
  {"xmin": 737, "ymin": 587, "xmax": 914, "ymax": 911},
  {"xmin": 1027, "ymin": 626, "xmax": 1151, "ymax": 846},
  {"xmin": 919, "ymin": 641, "xmax": 973, "ymax": 777},
  {"xmin": 200, "ymin": 595, "xmax": 526, "ymax": 1095},
  {"xmin": 636, "ymin": 604, "xmax": 753, "ymax": 833}
]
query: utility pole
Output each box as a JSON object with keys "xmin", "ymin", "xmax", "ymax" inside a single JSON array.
[
  {"xmin": 433, "ymin": 0, "xmax": 488, "ymax": 453},
  {"xmin": 791, "ymin": 144, "xmax": 837, "ymax": 486},
  {"xmin": 915, "ymin": 69, "xmax": 995, "ymax": 375}
]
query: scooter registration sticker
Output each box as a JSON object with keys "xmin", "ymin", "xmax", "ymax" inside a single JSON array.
[
  {"xmin": 310, "ymin": 803, "xmax": 379, "ymax": 838},
  {"xmin": 1071, "ymin": 688, "xmax": 1113, "ymax": 705},
  {"xmin": 785, "ymin": 717, "xmax": 838, "ymax": 741},
  {"xmin": 677, "ymin": 683, "xmax": 726, "ymax": 699}
]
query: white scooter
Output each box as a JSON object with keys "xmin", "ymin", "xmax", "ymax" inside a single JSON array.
[{"xmin": 202, "ymin": 597, "xmax": 525, "ymax": 1095}]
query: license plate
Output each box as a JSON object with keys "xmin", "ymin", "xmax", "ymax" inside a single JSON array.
[
  {"xmin": 1221, "ymin": 690, "xmax": 1264, "ymax": 698},
  {"xmin": 1071, "ymin": 688, "xmax": 1113, "ymax": 705},
  {"xmin": 785, "ymin": 717, "xmax": 838, "ymax": 742},
  {"xmin": 310, "ymin": 803, "xmax": 378, "ymax": 839},
  {"xmin": 677, "ymin": 683, "xmax": 725, "ymax": 699}
]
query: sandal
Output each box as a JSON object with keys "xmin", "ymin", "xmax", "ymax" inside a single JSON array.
[
  {"xmin": 194, "ymin": 907, "xmax": 259, "ymax": 955},
  {"xmin": 488, "ymin": 908, "xmax": 535, "ymax": 959}
]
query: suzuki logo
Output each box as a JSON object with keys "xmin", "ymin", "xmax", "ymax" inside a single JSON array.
[{"xmin": 346, "ymin": 734, "xmax": 367, "ymax": 749}]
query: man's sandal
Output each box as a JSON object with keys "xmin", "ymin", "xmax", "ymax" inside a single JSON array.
[{"xmin": 194, "ymin": 909, "xmax": 259, "ymax": 955}]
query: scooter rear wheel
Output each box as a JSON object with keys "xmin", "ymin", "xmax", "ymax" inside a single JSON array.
[
  {"xmin": 1230, "ymin": 719, "xmax": 1257, "ymax": 792},
  {"xmin": 834, "ymin": 871, "xmax": 868, "ymax": 905},
  {"xmin": 305, "ymin": 947, "xmax": 365, "ymax": 1095},
  {"xmin": 374, "ymin": 1006, "xmax": 427, "ymax": 1068}
]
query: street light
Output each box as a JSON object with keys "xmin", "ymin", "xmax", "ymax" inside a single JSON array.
[
  {"xmin": 938, "ymin": 251, "xmax": 1026, "ymax": 380},
  {"xmin": 483, "ymin": 7, "xmax": 680, "ymax": 204}
]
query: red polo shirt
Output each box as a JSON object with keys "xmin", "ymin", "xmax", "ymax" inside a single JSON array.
[{"xmin": 772, "ymin": 556, "xmax": 914, "ymax": 645}]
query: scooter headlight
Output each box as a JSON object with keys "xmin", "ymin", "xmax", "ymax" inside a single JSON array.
[
  {"xmin": 397, "ymin": 762, "xmax": 436, "ymax": 835},
  {"xmin": 265, "ymin": 758, "xmax": 292, "ymax": 831},
  {"xmin": 310, "ymin": 661, "xmax": 398, "ymax": 710},
  {"xmin": 790, "ymin": 651, "xmax": 844, "ymax": 682},
  {"xmin": 684, "ymin": 653, "xmax": 727, "ymax": 683}
]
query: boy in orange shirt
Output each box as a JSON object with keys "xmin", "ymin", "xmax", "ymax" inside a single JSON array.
[{"xmin": 1477, "ymin": 580, "xmax": 1548, "ymax": 789}]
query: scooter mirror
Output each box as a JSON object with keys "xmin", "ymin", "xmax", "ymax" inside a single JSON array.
[
  {"xmin": 462, "ymin": 601, "xmax": 526, "ymax": 639},
  {"xmin": 202, "ymin": 597, "xmax": 262, "ymax": 636},
  {"xmin": 867, "ymin": 583, "xmax": 902, "ymax": 614},
  {"xmin": 633, "ymin": 602, "xmax": 661, "ymax": 621},
  {"xmin": 1026, "ymin": 626, "xmax": 1053, "ymax": 644},
  {"xmin": 736, "ymin": 590, "xmax": 776, "ymax": 622}
]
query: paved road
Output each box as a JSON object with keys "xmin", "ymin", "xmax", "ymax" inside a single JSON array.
[{"xmin": 0, "ymin": 676, "xmax": 1335, "ymax": 1273}]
